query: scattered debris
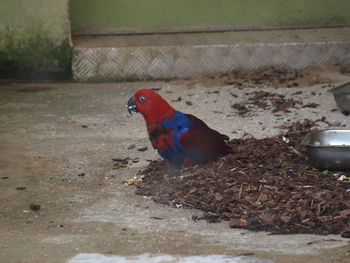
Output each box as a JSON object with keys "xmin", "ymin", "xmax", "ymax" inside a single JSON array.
[
  {"xmin": 112, "ymin": 157, "xmax": 140, "ymax": 169},
  {"xmin": 137, "ymin": 147, "xmax": 148, "ymax": 152},
  {"xmin": 338, "ymin": 175, "xmax": 350, "ymax": 182},
  {"xmin": 232, "ymin": 91, "xmax": 302, "ymax": 116},
  {"xmin": 273, "ymin": 124, "xmax": 289, "ymax": 129},
  {"xmin": 124, "ymin": 176, "xmax": 142, "ymax": 186},
  {"xmin": 302, "ymin": 103, "xmax": 320, "ymax": 108},
  {"xmin": 127, "ymin": 144, "xmax": 136, "ymax": 150},
  {"xmin": 150, "ymin": 216, "xmax": 163, "ymax": 220},
  {"xmin": 112, "ymin": 158, "xmax": 129, "ymax": 169},
  {"xmin": 29, "ymin": 203, "xmax": 41, "ymax": 211},
  {"xmin": 316, "ymin": 116, "xmax": 342, "ymax": 127},
  {"xmin": 231, "ymin": 103, "xmax": 250, "ymax": 117},
  {"xmin": 171, "ymin": 97, "xmax": 182, "ymax": 102},
  {"xmin": 173, "ymin": 65, "xmax": 343, "ymax": 88}
]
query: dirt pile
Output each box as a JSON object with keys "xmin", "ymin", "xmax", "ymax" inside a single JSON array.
[{"xmin": 134, "ymin": 120, "xmax": 350, "ymax": 237}]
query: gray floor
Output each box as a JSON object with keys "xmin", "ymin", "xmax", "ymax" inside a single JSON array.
[{"xmin": 0, "ymin": 68, "xmax": 350, "ymax": 263}]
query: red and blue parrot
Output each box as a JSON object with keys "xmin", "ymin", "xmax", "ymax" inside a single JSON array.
[{"xmin": 127, "ymin": 89, "xmax": 233, "ymax": 167}]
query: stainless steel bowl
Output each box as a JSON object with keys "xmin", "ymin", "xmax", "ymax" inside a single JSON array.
[
  {"xmin": 301, "ymin": 130, "xmax": 350, "ymax": 170},
  {"xmin": 329, "ymin": 81, "xmax": 350, "ymax": 116}
]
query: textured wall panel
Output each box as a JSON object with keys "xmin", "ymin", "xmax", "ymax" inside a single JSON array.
[{"xmin": 73, "ymin": 41, "xmax": 350, "ymax": 81}]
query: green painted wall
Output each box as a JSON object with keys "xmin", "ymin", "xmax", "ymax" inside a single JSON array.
[
  {"xmin": 0, "ymin": 0, "xmax": 71, "ymax": 80},
  {"xmin": 71, "ymin": 0, "xmax": 350, "ymax": 33}
]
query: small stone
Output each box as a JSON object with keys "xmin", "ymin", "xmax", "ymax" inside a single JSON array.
[
  {"xmin": 127, "ymin": 144, "xmax": 136, "ymax": 149},
  {"xmin": 137, "ymin": 147, "xmax": 148, "ymax": 152},
  {"xmin": 229, "ymin": 218, "xmax": 248, "ymax": 228},
  {"xmin": 30, "ymin": 203, "xmax": 41, "ymax": 211}
]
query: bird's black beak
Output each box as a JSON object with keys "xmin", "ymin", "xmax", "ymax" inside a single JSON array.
[{"xmin": 127, "ymin": 96, "xmax": 138, "ymax": 114}]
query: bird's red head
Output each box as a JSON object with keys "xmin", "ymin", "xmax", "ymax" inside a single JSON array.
[{"xmin": 127, "ymin": 89, "xmax": 176, "ymax": 123}]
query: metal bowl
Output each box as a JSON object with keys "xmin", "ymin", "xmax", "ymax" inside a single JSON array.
[
  {"xmin": 301, "ymin": 130, "xmax": 350, "ymax": 170},
  {"xmin": 329, "ymin": 81, "xmax": 350, "ymax": 116}
]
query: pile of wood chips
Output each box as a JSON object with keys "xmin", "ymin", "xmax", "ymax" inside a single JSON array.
[{"xmin": 134, "ymin": 120, "xmax": 350, "ymax": 237}]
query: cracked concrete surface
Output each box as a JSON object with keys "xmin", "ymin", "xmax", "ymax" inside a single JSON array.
[{"xmin": 0, "ymin": 71, "xmax": 350, "ymax": 263}]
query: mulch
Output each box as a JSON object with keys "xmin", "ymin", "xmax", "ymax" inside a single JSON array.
[
  {"xmin": 173, "ymin": 64, "xmax": 350, "ymax": 88},
  {"xmin": 231, "ymin": 90, "xmax": 303, "ymax": 116},
  {"xmin": 133, "ymin": 120, "xmax": 350, "ymax": 237}
]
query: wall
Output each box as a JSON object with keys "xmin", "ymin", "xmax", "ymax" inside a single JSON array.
[
  {"xmin": 0, "ymin": 0, "xmax": 71, "ymax": 80},
  {"xmin": 70, "ymin": 0, "xmax": 350, "ymax": 33}
]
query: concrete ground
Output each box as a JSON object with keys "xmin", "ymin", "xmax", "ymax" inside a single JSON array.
[{"xmin": 0, "ymin": 69, "xmax": 350, "ymax": 263}]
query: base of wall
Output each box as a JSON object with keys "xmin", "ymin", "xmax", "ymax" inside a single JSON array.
[
  {"xmin": 0, "ymin": 38, "xmax": 72, "ymax": 82},
  {"xmin": 72, "ymin": 27, "xmax": 350, "ymax": 81}
]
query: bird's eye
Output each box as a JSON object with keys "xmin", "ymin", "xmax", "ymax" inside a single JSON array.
[{"xmin": 139, "ymin": 96, "xmax": 146, "ymax": 102}]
